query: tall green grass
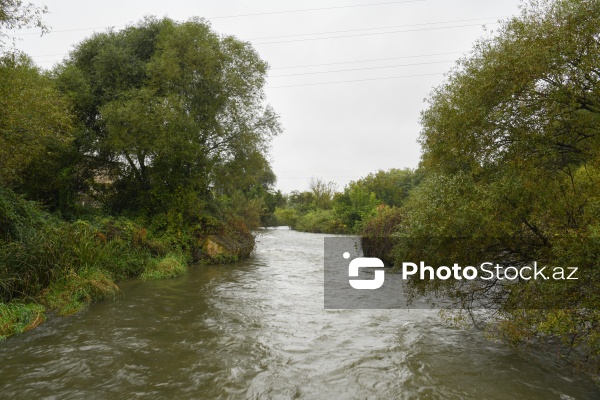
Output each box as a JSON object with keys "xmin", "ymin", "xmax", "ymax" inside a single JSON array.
[
  {"xmin": 0, "ymin": 186, "xmax": 255, "ymax": 338},
  {"xmin": 42, "ymin": 268, "xmax": 119, "ymax": 316},
  {"xmin": 0, "ymin": 187, "xmax": 50, "ymax": 242},
  {"xmin": 0, "ymin": 302, "xmax": 45, "ymax": 340},
  {"xmin": 0, "ymin": 219, "xmax": 155, "ymax": 303},
  {"xmin": 140, "ymin": 253, "xmax": 187, "ymax": 280},
  {"xmin": 0, "ymin": 188, "xmax": 184, "ymax": 336}
]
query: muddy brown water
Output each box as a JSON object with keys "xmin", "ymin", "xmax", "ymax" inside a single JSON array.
[{"xmin": 1, "ymin": 228, "xmax": 599, "ymax": 399}]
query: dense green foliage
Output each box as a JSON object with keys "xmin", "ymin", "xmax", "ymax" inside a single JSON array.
[
  {"xmin": 382, "ymin": 0, "xmax": 600, "ymax": 372},
  {"xmin": 275, "ymin": 170, "xmax": 419, "ymax": 233},
  {"xmin": 360, "ymin": 205, "xmax": 404, "ymax": 265},
  {"xmin": 0, "ymin": 188, "xmax": 184, "ymax": 313},
  {"xmin": 53, "ymin": 17, "xmax": 280, "ymax": 227},
  {"xmin": 0, "ymin": 11, "xmax": 281, "ymax": 338},
  {"xmin": 0, "ymin": 54, "xmax": 72, "ymax": 186}
]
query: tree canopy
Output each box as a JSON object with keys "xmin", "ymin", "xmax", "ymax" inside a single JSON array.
[
  {"xmin": 0, "ymin": 54, "xmax": 72, "ymax": 186},
  {"xmin": 0, "ymin": 11, "xmax": 283, "ymax": 336},
  {"xmin": 395, "ymin": 0, "xmax": 600, "ymax": 365},
  {"xmin": 55, "ymin": 17, "xmax": 281, "ymax": 224}
]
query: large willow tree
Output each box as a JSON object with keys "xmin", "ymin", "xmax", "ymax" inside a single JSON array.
[
  {"xmin": 397, "ymin": 0, "xmax": 600, "ymax": 368},
  {"xmin": 55, "ymin": 17, "xmax": 280, "ymax": 224}
]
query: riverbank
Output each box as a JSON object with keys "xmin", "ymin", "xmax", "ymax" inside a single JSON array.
[{"xmin": 0, "ymin": 188, "xmax": 255, "ymax": 340}]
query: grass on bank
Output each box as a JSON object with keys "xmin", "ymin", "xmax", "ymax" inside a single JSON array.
[
  {"xmin": 0, "ymin": 302, "xmax": 46, "ymax": 340},
  {"xmin": 0, "ymin": 222, "xmax": 189, "ymax": 337},
  {"xmin": 140, "ymin": 253, "xmax": 188, "ymax": 280},
  {"xmin": 41, "ymin": 268, "xmax": 120, "ymax": 316},
  {"xmin": 0, "ymin": 188, "xmax": 216, "ymax": 339}
]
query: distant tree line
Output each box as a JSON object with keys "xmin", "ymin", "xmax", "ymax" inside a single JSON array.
[{"xmin": 273, "ymin": 170, "xmax": 420, "ymax": 234}]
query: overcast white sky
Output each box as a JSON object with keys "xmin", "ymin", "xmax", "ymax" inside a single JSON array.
[{"xmin": 14, "ymin": 0, "xmax": 523, "ymax": 193}]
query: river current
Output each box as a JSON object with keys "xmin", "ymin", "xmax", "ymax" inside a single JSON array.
[{"xmin": 1, "ymin": 228, "xmax": 599, "ymax": 399}]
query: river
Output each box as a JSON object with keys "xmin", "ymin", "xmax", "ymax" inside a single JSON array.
[{"xmin": 0, "ymin": 228, "xmax": 599, "ymax": 399}]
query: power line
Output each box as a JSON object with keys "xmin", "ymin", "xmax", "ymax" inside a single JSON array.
[
  {"xmin": 271, "ymin": 51, "xmax": 466, "ymax": 70},
  {"xmin": 13, "ymin": 25, "xmax": 126, "ymax": 36},
  {"xmin": 31, "ymin": 53, "xmax": 68, "ymax": 58},
  {"xmin": 28, "ymin": 16, "xmax": 499, "ymax": 56},
  {"xmin": 204, "ymin": 0, "xmax": 427, "ymax": 19},
  {"xmin": 248, "ymin": 16, "xmax": 505, "ymax": 41},
  {"xmin": 14, "ymin": 0, "xmax": 426, "ymax": 36},
  {"xmin": 268, "ymin": 72, "xmax": 445, "ymax": 88},
  {"xmin": 32, "ymin": 60, "xmax": 63, "ymax": 64},
  {"xmin": 254, "ymin": 22, "xmax": 499, "ymax": 45},
  {"xmin": 269, "ymin": 59, "xmax": 454, "ymax": 78},
  {"xmin": 28, "ymin": 16, "xmax": 502, "ymax": 62},
  {"xmin": 24, "ymin": 14, "xmax": 495, "ymax": 73},
  {"xmin": 29, "ymin": 27, "xmax": 482, "ymax": 64},
  {"xmin": 32, "ymin": 55, "xmax": 458, "ymax": 67}
]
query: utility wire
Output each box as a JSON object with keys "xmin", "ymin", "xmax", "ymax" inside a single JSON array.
[
  {"xmin": 269, "ymin": 60, "xmax": 454, "ymax": 77},
  {"xmin": 254, "ymin": 22, "xmax": 499, "ymax": 45},
  {"xmin": 31, "ymin": 53, "xmax": 67, "ymax": 58},
  {"xmin": 14, "ymin": 0, "xmax": 426, "ymax": 36},
  {"xmin": 198, "ymin": 0, "xmax": 427, "ymax": 19},
  {"xmin": 13, "ymin": 25, "xmax": 125, "ymax": 36},
  {"xmin": 33, "ymin": 55, "xmax": 459, "ymax": 66},
  {"xmin": 29, "ymin": 15, "xmax": 501, "ymax": 55},
  {"xmin": 28, "ymin": 16, "xmax": 500, "ymax": 64},
  {"xmin": 271, "ymin": 51, "xmax": 465, "ymax": 70},
  {"xmin": 248, "ymin": 16, "xmax": 504, "ymax": 41},
  {"xmin": 33, "ymin": 50, "xmax": 463, "ymax": 64},
  {"xmin": 268, "ymin": 72, "xmax": 444, "ymax": 88}
]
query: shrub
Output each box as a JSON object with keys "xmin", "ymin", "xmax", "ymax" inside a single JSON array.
[
  {"xmin": 273, "ymin": 207, "xmax": 299, "ymax": 228},
  {"xmin": 360, "ymin": 205, "xmax": 404, "ymax": 266},
  {"xmin": 0, "ymin": 186, "xmax": 49, "ymax": 242},
  {"xmin": 295, "ymin": 209, "xmax": 347, "ymax": 234}
]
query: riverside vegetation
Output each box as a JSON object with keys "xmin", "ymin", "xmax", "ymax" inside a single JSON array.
[
  {"xmin": 2, "ymin": 0, "xmax": 600, "ymax": 381},
  {"xmin": 0, "ymin": 4, "xmax": 283, "ymax": 339},
  {"xmin": 276, "ymin": 0, "xmax": 600, "ymax": 379}
]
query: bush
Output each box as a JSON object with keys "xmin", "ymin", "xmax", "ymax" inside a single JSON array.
[
  {"xmin": 360, "ymin": 205, "xmax": 404, "ymax": 265},
  {"xmin": 0, "ymin": 186, "xmax": 49, "ymax": 242},
  {"xmin": 0, "ymin": 186, "xmax": 259, "ymax": 336},
  {"xmin": 273, "ymin": 207, "xmax": 299, "ymax": 228},
  {"xmin": 198, "ymin": 217, "xmax": 256, "ymax": 263},
  {"xmin": 295, "ymin": 209, "xmax": 347, "ymax": 234}
]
